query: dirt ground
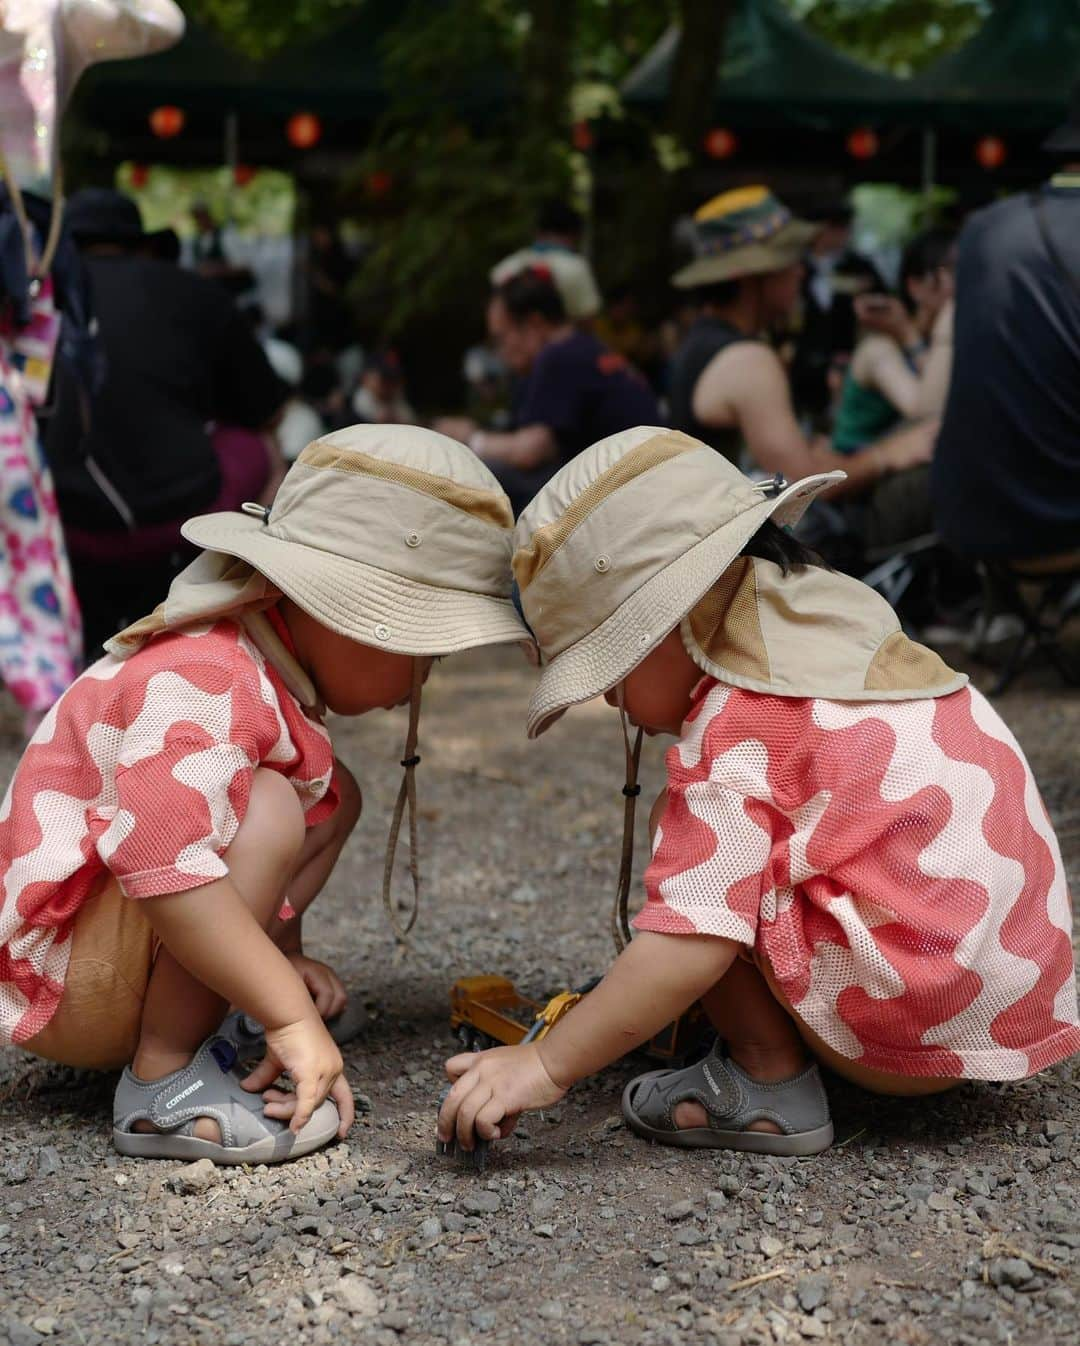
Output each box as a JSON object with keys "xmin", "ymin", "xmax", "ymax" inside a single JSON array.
[{"xmin": 1, "ymin": 645, "xmax": 1077, "ymax": 1346}]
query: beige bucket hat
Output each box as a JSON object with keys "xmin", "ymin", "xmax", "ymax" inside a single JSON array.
[
  {"xmin": 672, "ymin": 185, "xmax": 820, "ymax": 290},
  {"xmin": 108, "ymin": 423, "xmax": 531, "ymax": 945},
  {"xmin": 513, "ymin": 426, "xmax": 843, "ymax": 740}
]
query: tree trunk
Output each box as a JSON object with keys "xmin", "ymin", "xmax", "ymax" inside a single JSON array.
[
  {"xmin": 524, "ymin": 0, "xmax": 578, "ymax": 134},
  {"xmin": 663, "ymin": 0, "xmax": 733, "ymax": 155}
]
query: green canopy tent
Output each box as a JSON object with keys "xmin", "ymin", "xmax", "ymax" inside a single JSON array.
[
  {"xmin": 621, "ymin": 0, "xmax": 914, "ymax": 129},
  {"xmin": 911, "ymin": 0, "xmax": 1080, "ymax": 131}
]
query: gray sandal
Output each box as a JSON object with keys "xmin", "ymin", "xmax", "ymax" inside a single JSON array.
[
  {"xmin": 113, "ymin": 1036, "xmax": 340, "ymax": 1165},
  {"xmin": 622, "ymin": 1044, "xmax": 834, "ymax": 1157},
  {"xmin": 218, "ymin": 1000, "xmax": 366, "ymax": 1060}
]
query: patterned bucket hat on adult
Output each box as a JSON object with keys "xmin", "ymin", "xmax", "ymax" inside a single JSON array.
[
  {"xmin": 513, "ymin": 426, "xmax": 843, "ymax": 740},
  {"xmin": 671, "ymin": 185, "xmax": 820, "ymax": 290}
]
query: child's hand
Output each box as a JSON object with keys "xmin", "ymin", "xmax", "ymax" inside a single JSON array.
[
  {"xmin": 438, "ymin": 1044, "xmax": 568, "ymax": 1152},
  {"xmin": 287, "ymin": 953, "xmax": 348, "ymax": 1020},
  {"xmin": 242, "ymin": 1016, "xmax": 355, "ymax": 1138}
]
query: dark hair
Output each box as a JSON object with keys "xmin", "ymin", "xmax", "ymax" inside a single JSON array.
[
  {"xmin": 739, "ymin": 518, "xmax": 822, "ymax": 574},
  {"xmin": 494, "ymin": 268, "xmax": 566, "ymax": 325},
  {"xmin": 694, "ymin": 278, "xmax": 741, "ymax": 308},
  {"xmin": 898, "ymin": 228, "xmax": 954, "ymax": 311},
  {"xmin": 537, "ymin": 199, "xmax": 583, "ymax": 240}
]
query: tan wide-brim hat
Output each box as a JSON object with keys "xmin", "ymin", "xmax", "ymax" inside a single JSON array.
[
  {"xmin": 672, "ymin": 185, "xmax": 820, "ymax": 289},
  {"xmin": 513, "ymin": 426, "xmax": 843, "ymax": 738},
  {"xmin": 108, "ymin": 425, "xmax": 531, "ymax": 665},
  {"xmin": 177, "ymin": 425, "xmax": 530, "ymax": 658}
]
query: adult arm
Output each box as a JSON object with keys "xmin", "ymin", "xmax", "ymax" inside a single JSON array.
[
  {"xmin": 693, "ymin": 342, "xmax": 920, "ymax": 497},
  {"xmin": 470, "ymin": 424, "xmax": 557, "ymax": 471}
]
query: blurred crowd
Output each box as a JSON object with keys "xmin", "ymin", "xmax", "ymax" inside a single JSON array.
[{"xmin": 9, "ymin": 86, "xmax": 1080, "ymax": 698}]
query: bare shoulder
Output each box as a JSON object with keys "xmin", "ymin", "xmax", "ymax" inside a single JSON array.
[{"xmin": 693, "ymin": 340, "xmax": 784, "ymax": 421}]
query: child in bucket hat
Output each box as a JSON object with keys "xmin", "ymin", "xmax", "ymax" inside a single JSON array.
[
  {"xmin": 439, "ymin": 425, "xmax": 1080, "ymax": 1158},
  {"xmin": 0, "ymin": 425, "xmax": 529, "ymax": 1165}
]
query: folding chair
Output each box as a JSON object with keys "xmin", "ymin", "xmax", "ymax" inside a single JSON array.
[{"xmin": 978, "ymin": 556, "xmax": 1080, "ymax": 695}]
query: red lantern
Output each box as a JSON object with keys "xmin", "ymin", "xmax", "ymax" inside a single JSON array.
[
  {"xmin": 286, "ymin": 112, "xmax": 322, "ymax": 150},
  {"xmin": 571, "ymin": 121, "xmax": 593, "ymax": 153},
  {"xmin": 129, "ymin": 163, "xmax": 150, "ymax": 190},
  {"xmin": 149, "ymin": 105, "xmax": 185, "ymax": 139},
  {"xmin": 703, "ymin": 127, "xmax": 738, "ymax": 160},
  {"xmin": 975, "ymin": 135, "xmax": 1007, "ymax": 170},
  {"xmin": 846, "ymin": 127, "xmax": 879, "ymax": 160},
  {"xmin": 365, "ymin": 170, "xmax": 393, "ymax": 199},
  {"xmin": 233, "ymin": 164, "xmax": 256, "ymax": 188}
]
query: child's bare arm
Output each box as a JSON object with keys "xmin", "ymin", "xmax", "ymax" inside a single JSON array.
[{"xmin": 438, "ymin": 932, "xmax": 739, "ymax": 1150}]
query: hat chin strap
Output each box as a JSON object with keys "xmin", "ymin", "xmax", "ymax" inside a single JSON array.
[
  {"xmin": 612, "ymin": 685, "xmax": 643, "ymax": 953},
  {"xmin": 383, "ymin": 658, "xmax": 424, "ymax": 949}
]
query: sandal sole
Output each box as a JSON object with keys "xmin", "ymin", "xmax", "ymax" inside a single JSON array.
[
  {"xmin": 621, "ymin": 1077, "xmax": 834, "ymax": 1157},
  {"xmin": 112, "ymin": 1113, "xmax": 339, "ymax": 1166}
]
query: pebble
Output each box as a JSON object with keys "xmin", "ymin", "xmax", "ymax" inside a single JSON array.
[
  {"xmin": 336, "ymin": 1276, "xmax": 379, "ymax": 1320},
  {"xmin": 419, "ymin": 1217, "xmax": 442, "ymax": 1242},
  {"xmin": 36, "ymin": 1146, "xmax": 62, "ymax": 1177},
  {"xmin": 760, "ymin": 1236, "xmax": 784, "ymax": 1259},
  {"xmin": 462, "ymin": 1191, "xmax": 502, "ymax": 1215},
  {"xmin": 537, "ymin": 1301, "xmax": 564, "ymax": 1321},
  {"xmin": 168, "ymin": 1159, "xmax": 217, "ymax": 1195},
  {"xmin": 650, "ymin": 1275, "xmax": 671, "ymax": 1293},
  {"xmin": 665, "ymin": 1199, "xmax": 694, "ymax": 1221},
  {"xmin": 988, "ymin": 1258, "xmax": 1034, "ymax": 1289},
  {"xmin": 796, "ymin": 1274, "xmax": 830, "ymax": 1312}
]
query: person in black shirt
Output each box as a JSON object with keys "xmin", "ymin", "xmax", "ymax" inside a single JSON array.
[
  {"xmin": 46, "ymin": 189, "xmax": 288, "ymax": 654},
  {"xmin": 932, "ymin": 90, "xmax": 1080, "ymax": 563},
  {"xmin": 437, "ymin": 269, "xmax": 659, "ymax": 514}
]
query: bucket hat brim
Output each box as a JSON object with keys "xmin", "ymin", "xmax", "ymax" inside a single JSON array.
[
  {"xmin": 182, "ymin": 511, "xmax": 528, "ymax": 658},
  {"xmin": 524, "ymin": 470, "xmax": 844, "ymax": 738},
  {"xmin": 671, "ymin": 219, "xmax": 820, "ymax": 289}
]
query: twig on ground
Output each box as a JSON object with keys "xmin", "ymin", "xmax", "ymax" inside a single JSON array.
[{"xmin": 730, "ymin": 1267, "xmax": 789, "ymax": 1292}]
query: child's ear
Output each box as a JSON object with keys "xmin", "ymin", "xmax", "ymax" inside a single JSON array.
[{"xmin": 519, "ymin": 638, "xmax": 541, "ymax": 669}]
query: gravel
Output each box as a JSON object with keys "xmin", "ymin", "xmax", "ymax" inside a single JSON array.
[{"xmin": 1, "ymin": 646, "xmax": 1078, "ymax": 1345}]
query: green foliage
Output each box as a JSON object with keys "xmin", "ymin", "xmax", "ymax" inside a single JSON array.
[
  {"xmin": 782, "ymin": 0, "xmax": 990, "ymax": 75},
  {"xmin": 180, "ymin": 0, "xmax": 353, "ymax": 59}
]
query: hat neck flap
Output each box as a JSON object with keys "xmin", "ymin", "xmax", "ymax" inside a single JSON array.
[
  {"xmin": 681, "ymin": 556, "xmax": 967, "ymax": 702},
  {"xmin": 104, "ymin": 549, "xmax": 320, "ymax": 712}
]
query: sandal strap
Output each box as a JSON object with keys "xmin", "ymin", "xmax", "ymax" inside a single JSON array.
[
  {"xmin": 114, "ymin": 1036, "xmax": 284, "ymax": 1148},
  {"xmin": 630, "ymin": 1047, "xmax": 828, "ymax": 1136}
]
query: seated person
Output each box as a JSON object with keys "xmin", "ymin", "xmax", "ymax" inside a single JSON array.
[
  {"xmin": 491, "ymin": 199, "xmax": 602, "ymax": 322},
  {"xmin": 933, "ymin": 91, "xmax": 1080, "ymax": 566},
  {"xmin": 833, "ymin": 228, "xmax": 955, "ymax": 454},
  {"xmin": 437, "ymin": 269, "xmax": 659, "ymax": 514},
  {"xmin": 668, "ymin": 187, "xmax": 935, "ymax": 552}
]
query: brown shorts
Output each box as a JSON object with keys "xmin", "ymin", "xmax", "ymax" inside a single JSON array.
[{"xmin": 23, "ymin": 878, "xmax": 157, "ymax": 1071}]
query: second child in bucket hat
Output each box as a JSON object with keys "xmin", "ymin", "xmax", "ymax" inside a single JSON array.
[
  {"xmin": 439, "ymin": 426, "xmax": 1080, "ymax": 1159},
  {"xmin": 0, "ymin": 425, "xmax": 530, "ymax": 1167}
]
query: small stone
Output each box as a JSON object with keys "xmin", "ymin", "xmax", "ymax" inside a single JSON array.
[
  {"xmin": 579, "ymin": 1331, "xmax": 608, "ymax": 1345},
  {"xmin": 713, "ymin": 1175, "xmax": 742, "ymax": 1196},
  {"xmin": 760, "ymin": 1236, "xmax": 784, "ymax": 1259},
  {"xmin": 4, "ymin": 1320, "xmax": 42, "ymax": 1346},
  {"xmin": 666, "ymin": 1199, "xmax": 694, "ymax": 1221},
  {"xmin": 796, "ymin": 1275, "xmax": 829, "ymax": 1313},
  {"xmin": 509, "ymin": 882, "xmax": 540, "ymax": 905},
  {"xmin": 928, "ymin": 1193, "xmax": 952, "ymax": 1211},
  {"xmin": 470, "ymin": 1309, "xmax": 497, "ymax": 1331},
  {"xmin": 1044, "ymin": 1120, "xmax": 1068, "ymax": 1139},
  {"xmin": 30, "ymin": 1320, "xmax": 58, "ymax": 1337},
  {"xmin": 336, "ymin": 1276, "xmax": 379, "ymax": 1319},
  {"xmin": 419, "ymin": 1218, "xmax": 441, "ymax": 1242},
  {"xmin": 168, "ymin": 1159, "xmax": 217, "ymax": 1195},
  {"xmin": 651, "ymin": 1274, "xmax": 671, "ymax": 1293},
  {"xmin": 462, "ymin": 1190, "xmax": 501, "ymax": 1216},
  {"xmin": 533, "ymin": 1224, "xmax": 555, "ymax": 1239},
  {"xmin": 36, "ymin": 1147, "xmax": 62, "ymax": 1177},
  {"xmin": 1046, "ymin": 1287, "xmax": 1075, "ymax": 1310},
  {"xmin": 989, "ymin": 1258, "xmax": 1034, "ymax": 1289},
  {"xmin": 966, "ymin": 1176, "xmax": 991, "ymax": 1198},
  {"xmin": 647, "ymin": 1250, "xmax": 668, "ymax": 1266},
  {"xmin": 382, "ymin": 1310, "xmax": 412, "ymax": 1332},
  {"xmin": 675, "ymin": 1227, "xmax": 705, "ymax": 1246},
  {"xmin": 537, "ymin": 1301, "xmax": 564, "ymax": 1322}
]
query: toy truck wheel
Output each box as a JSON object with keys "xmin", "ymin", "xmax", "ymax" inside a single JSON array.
[{"xmin": 455, "ymin": 1025, "xmax": 478, "ymax": 1051}]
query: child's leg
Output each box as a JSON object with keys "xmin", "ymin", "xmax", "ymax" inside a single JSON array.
[{"xmin": 132, "ymin": 769, "xmax": 306, "ymax": 1139}]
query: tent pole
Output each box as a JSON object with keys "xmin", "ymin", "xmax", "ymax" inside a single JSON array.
[{"xmin": 921, "ymin": 127, "xmax": 937, "ymax": 205}]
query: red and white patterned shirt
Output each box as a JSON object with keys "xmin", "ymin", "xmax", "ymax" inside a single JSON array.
[
  {"xmin": 635, "ymin": 679, "xmax": 1080, "ymax": 1081},
  {"xmin": 0, "ymin": 618, "xmax": 338, "ymax": 1046}
]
